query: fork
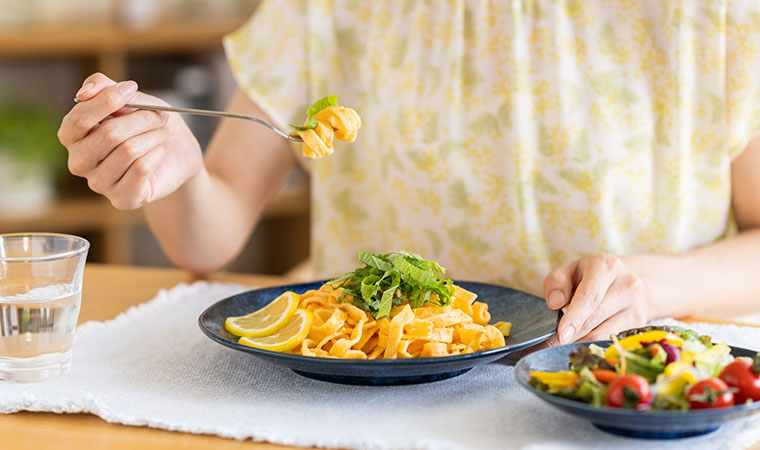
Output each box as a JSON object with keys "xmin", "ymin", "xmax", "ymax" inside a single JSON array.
[{"xmin": 73, "ymin": 98, "xmax": 303, "ymax": 142}]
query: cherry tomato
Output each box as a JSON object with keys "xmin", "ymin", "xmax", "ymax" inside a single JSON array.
[
  {"xmin": 687, "ymin": 378, "xmax": 734, "ymax": 409},
  {"xmin": 720, "ymin": 359, "xmax": 760, "ymax": 404},
  {"xmin": 606, "ymin": 374, "xmax": 652, "ymax": 408}
]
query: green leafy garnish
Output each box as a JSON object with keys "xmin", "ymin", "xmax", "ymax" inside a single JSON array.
[
  {"xmin": 569, "ymin": 345, "xmax": 614, "ymax": 372},
  {"xmin": 328, "ymin": 250, "xmax": 455, "ymax": 319},
  {"xmin": 532, "ymin": 368, "xmax": 607, "ymax": 406},
  {"xmin": 623, "ymin": 351, "xmax": 665, "ymax": 383},
  {"xmin": 652, "ymin": 394, "xmax": 690, "ymax": 411},
  {"xmin": 289, "ymin": 95, "xmax": 338, "ymax": 131},
  {"xmin": 622, "ymin": 385, "xmax": 642, "ymax": 408},
  {"xmin": 574, "ymin": 368, "xmax": 608, "ymax": 406}
]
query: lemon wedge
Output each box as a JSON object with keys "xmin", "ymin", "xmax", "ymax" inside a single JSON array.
[
  {"xmin": 224, "ymin": 291, "xmax": 300, "ymax": 337},
  {"xmin": 238, "ymin": 309, "xmax": 313, "ymax": 352}
]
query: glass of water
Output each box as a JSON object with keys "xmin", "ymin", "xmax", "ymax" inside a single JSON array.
[{"xmin": 0, "ymin": 233, "xmax": 89, "ymax": 382}]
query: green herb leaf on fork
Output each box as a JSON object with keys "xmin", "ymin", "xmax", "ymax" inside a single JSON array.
[{"xmin": 290, "ymin": 95, "xmax": 338, "ymax": 131}]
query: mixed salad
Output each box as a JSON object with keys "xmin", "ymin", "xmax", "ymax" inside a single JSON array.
[{"xmin": 529, "ymin": 326, "xmax": 760, "ymax": 411}]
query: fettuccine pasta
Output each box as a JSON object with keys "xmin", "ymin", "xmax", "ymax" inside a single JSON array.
[
  {"xmin": 296, "ymin": 105, "xmax": 361, "ymax": 158},
  {"xmin": 292, "ymin": 283, "xmax": 509, "ymax": 359}
]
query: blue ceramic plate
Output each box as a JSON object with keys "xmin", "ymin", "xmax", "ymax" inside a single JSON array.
[
  {"xmin": 199, "ymin": 280, "xmax": 559, "ymax": 385},
  {"xmin": 516, "ymin": 341, "xmax": 760, "ymax": 439}
]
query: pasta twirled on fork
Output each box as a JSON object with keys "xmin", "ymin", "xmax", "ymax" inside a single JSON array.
[{"xmin": 296, "ymin": 106, "xmax": 361, "ymax": 158}]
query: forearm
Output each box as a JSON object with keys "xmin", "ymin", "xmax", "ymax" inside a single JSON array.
[
  {"xmin": 143, "ymin": 166, "xmax": 260, "ymax": 275},
  {"xmin": 624, "ymin": 228, "xmax": 760, "ymax": 320},
  {"xmin": 143, "ymin": 90, "xmax": 297, "ymax": 275}
]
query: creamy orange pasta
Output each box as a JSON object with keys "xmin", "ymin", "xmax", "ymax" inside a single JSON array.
[
  {"xmin": 291, "ymin": 284, "xmax": 509, "ymax": 359},
  {"xmin": 296, "ymin": 105, "xmax": 361, "ymax": 158}
]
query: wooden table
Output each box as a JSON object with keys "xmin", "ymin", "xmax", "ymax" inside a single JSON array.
[
  {"xmin": 0, "ymin": 264, "xmax": 297, "ymax": 450},
  {"xmin": 1, "ymin": 264, "xmax": 758, "ymax": 450}
]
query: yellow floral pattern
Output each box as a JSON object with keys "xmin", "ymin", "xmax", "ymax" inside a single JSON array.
[{"xmin": 224, "ymin": 0, "xmax": 760, "ymax": 295}]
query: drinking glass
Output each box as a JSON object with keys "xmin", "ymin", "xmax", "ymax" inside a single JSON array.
[{"xmin": 0, "ymin": 233, "xmax": 89, "ymax": 382}]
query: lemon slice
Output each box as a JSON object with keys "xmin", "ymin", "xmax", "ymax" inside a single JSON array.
[
  {"xmin": 224, "ymin": 291, "xmax": 300, "ymax": 337},
  {"xmin": 238, "ymin": 309, "xmax": 313, "ymax": 352}
]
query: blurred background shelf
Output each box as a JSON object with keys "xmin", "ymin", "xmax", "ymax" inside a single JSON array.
[
  {"xmin": 0, "ymin": 21, "xmax": 243, "ymax": 80},
  {"xmin": 0, "ymin": 184, "xmax": 309, "ymax": 267},
  {"xmin": 0, "ymin": 0, "xmax": 311, "ymax": 275}
]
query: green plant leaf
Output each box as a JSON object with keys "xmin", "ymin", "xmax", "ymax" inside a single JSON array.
[{"xmin": 0, "ymin": 99, "xmax": 66, "ymax": 172}]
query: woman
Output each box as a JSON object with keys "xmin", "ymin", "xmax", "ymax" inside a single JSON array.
[{"xmin": 58, "ymin": 1, "xmax": 760, "ymax": 345}]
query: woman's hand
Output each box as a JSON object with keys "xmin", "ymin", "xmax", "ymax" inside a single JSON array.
[
  {"xmin": 543, "ymin": 253, "xmax": 655, "ymax": 345},
  {"xmin": 58, "ymin": 73, "xmax": 203, "ymax": 210}
]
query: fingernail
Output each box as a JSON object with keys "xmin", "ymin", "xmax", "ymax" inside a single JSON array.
[
  {"xmin": 559, "ymin": 324, "xmax": 575, "ymax": 344},
  {"xmin": 548, "ymin": 290, "xmax": 565, "ymax": 309},
  {"xmin": 76, "ymin": 82, "xmax": 94, "ymax": 98},
  {"xmin": 119, "ymin": 80, "xmax": 138, "ymax": 97}
]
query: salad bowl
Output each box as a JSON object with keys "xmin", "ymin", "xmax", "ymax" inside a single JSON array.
[
  {"xmin": 199, "ymin": 280, "xmax": 559, "ymax": 385},
  {"xmin": 516, "ymin": 340, "xmax": 760, "ymax": 439}
]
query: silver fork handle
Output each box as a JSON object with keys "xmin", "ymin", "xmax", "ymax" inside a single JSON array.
[{"xmin": 72, "ymin": 98, "xmax": 303, "ymax": 142}]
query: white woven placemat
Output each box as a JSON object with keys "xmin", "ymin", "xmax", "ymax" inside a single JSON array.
[{"xmin": 1, "ymin": 281, "xmax": 759, "ymax": 450}]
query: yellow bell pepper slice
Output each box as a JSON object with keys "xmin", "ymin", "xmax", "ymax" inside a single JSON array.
[
  {"xmin": 658, "ymin": 372, "xmax": 696, "ymax": 396},
  {"xmin": 664, "ymin": 361, "xmax": 697, "ymax": 382},
  {"xmin": 604, "ymin": 331, "xmax": 684, "ymax": 363},
  {"xmin": 530, "ymin": 371, "xmax": 579, "ymax": 389}
]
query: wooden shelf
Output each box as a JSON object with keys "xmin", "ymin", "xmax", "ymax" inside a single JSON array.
[
  {"xmin": 0, "ymin": 186, "xmax": 309, "ymax": 265},
  {"xmin": 0, "ymin": 20, "xmax": 245, "ymax": 80},
  {"xmin": 0, "ymin": 21, "xmax": 243, "ymax": 57}
]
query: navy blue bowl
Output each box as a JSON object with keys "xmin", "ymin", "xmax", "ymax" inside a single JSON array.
[
  {"xmin": 515, "ymin": 341, "xmax": 760, "ymax": 439},
  {"xmin": 199, "ymin": 280, "xmax": 559, "ymax": 385}
]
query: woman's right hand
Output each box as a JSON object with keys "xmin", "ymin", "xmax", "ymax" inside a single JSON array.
[{"xmin": 58, "ymin": 73, "xmax": 203, "ymax": 210}]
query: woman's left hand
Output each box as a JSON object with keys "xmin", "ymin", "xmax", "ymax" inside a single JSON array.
[{"xmin": 543, "ymin": 253, "xmax": 654, "ymax": 345}]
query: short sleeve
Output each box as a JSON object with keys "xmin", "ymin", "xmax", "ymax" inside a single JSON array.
[
  {"xmin": 223, "ymin": 0, "xmax": 311, "ymax": 133},
  {"xmin": 726, "ymin": 3, "xmax": 760, "ymax": 159}
]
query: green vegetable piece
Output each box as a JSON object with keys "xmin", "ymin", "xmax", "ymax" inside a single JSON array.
[
  {"xmin": 699, "ymin": 335, "xmax": 714, "ymax": 347},
  {"xmin": 307, "ymin": 95, "xmax": 338, "ymax": 117},
  {"xmin": 623, "ymin": 353, "xmax": 665, "ymax": 383},
  {"xmin": 652, "ymin": 394, "xmax": 690, "ymax": 411},
  {"xmin": 588, "ymin": 343, "xmax": 605, "ymax": 358},
  {"xmin": 622, "ymin": 385, "xmax": 641, "ymax": 408},
  {"xmin": 574, "ymin": 380, "xmax": 607, "ymax": 406},
  {"xmin": 289, "ymin": 118, "xmax": 318, "ymax": 131},
  {"xmin": 648, "ymin": 344, "xmax": 667, "ymax": 365},
  {"xmin": 389, "ymin": 254, "xmax": 437, "ymax": 286},
  {"xmin": 360, "ymin": 274, "xmax": 381, "ymax": 303},
  {"xmin": 569, "ymin": 345, "xmax": 614, "ymax": 372},
  {"xmin": 529, "ymin": 377, "xmax": 550, "ymax": 392},
  {"xmin": 358, "ymin": 251, "xmax": 393, "ymax": 271},
  {"xmin": 289, "ymin": 95, "xmax": 338, "ymax": 131},
  {"xmin": 327, "ymin": 250, "xmax": 454, "ymax": 319},
  {"xmin": 376, "ymin": 274, "xmax": 400, "ymax": 319},
  {"xmin": 753, "ymin": 352, "xmax": 760, "ymax": 375}
]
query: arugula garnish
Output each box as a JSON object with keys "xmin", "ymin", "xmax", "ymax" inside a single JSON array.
[
  {"xmin": 328, "ymin": 250, "xmax": 455, "ymax": 319},
  {"xmin": 290, "ymin": 95, "xmax": 338, "ymax": 131}
]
